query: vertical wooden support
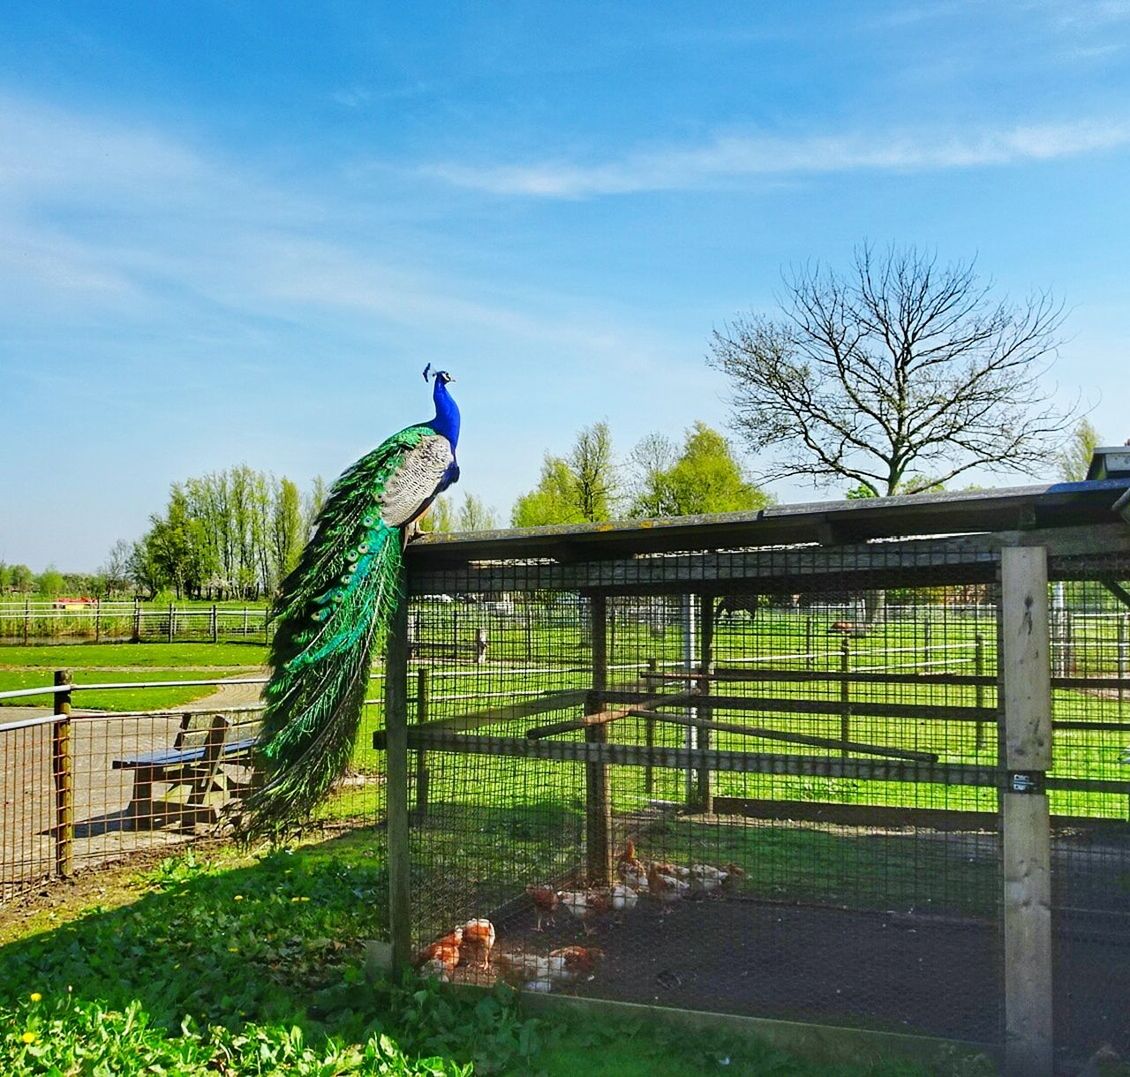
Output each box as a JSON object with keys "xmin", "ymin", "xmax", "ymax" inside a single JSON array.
[
  {"xmin": 168, "ymin": 602, "xmax": 175, "ymax": 643},
  {"xmin": 475, "ymin": 627, "xmax": 488, "ymax": 664},
  {"xmin": 922, "ymin": 615, "xmax": 932, "ymax": 673},
  {"xmin": 23, "ymin": 598, "xmax": 30, "ymax": 644},
  {"xmin": 644, "ymin": 658, "xmax": 656, "ymax": 795},
  {"xmin": 839, "ymin": 639, "xmax": 851, "ymax": 759},
  {"xmin": 52, "ymin": 669, "xmax": 73, "ymax": 878},
  {"xmin": 384, "ymin": 572, "xmax": 412, "ymax": 969},
  {"xmin": 1118, "ymin": 615, "xmax": 1127, "ymax": 706},
  {"xmin": 414, "ymin": 668, "xmax": 430, "ymax": 818},
  {"xmin": 696, "ymin": 594, "xmax": 714, "ymax": 813},
  {"xmin": 94, "ymin": 599, "xmax": 101, "ymax": 643},
  {"xmin": 805, "ymin": 616, "xmax": 815, "ymax": 671},
  {"xmin": 211, "ymin": 604, "xmax": 218, "ymax": 643},
  {"xmin": 974, "ymin": 633, "xmax": 987, "ymax": 753},
  {"xmin": 585, "ymin": 594, "xmax": 613, "ymax": 887},
  {"xmin": 1000, "ymin": 547, "xmax": 1053, "ymax": 1077},
  {"xmin": 132, "ymin": 599, "xmax": 142, "ymax": 642},
  {"xmin": 681, "ymin": 593, "xmax": 697, "ymax": 805}
]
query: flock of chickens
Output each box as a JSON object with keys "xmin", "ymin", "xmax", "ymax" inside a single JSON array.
[{"xmin": 415, "ymin": 840, "xmax": 745, "ymax": 994}]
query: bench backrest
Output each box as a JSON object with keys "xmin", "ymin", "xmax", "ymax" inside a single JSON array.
[{"xmin": 173, "ymin": 713, "xmax": 230, "ymax": 767}]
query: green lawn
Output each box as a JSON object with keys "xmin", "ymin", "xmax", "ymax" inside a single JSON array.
[{"xmin": 0, "ymin": 840, "xmax": 990, "ymax": 1076}]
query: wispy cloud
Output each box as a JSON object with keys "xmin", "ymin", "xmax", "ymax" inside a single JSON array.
[{"xmin": 420, "ymin": 118, "xmax": 1130, "ymax": 198}]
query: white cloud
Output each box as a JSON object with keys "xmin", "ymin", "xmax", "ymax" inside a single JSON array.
[{"xmin": 420, "ymin": 118, "xmax": 1130, "ymax": 198}]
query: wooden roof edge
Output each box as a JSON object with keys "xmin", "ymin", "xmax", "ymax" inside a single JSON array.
[{"xmin": 406, "ymin": 478, "xmax": 1130, "ymax": 564}]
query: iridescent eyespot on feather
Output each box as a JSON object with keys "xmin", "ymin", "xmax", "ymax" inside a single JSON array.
[
  {"xmin": 345, "ymin": 549, "xmax": 360, "ymax": 563},
  {"xmin": 362, "ymin": 514, "xmax": 376, "ymax": 527},
  {"xmin": 357, "ymin": 543, "xmax": 370, "ymax": 555}
]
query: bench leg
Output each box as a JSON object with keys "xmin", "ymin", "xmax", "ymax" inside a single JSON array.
[{"xmin": 127, "ymin": 768, "xmax": 157, "ymax": 829}]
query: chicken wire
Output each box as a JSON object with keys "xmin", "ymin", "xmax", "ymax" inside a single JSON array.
[
  {"xmin": 395, "ymin": 549, "xmax": 1014, "ymax": 1047},
  {"xmin": 1, "ymin": 691, "xmax": 386, "ymax": 904}
]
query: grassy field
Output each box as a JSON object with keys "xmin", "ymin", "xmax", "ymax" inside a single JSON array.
[
  {"xmin": 0, "ymin": 839, "xmax": 991, "ymax": 1076},
  {"xmin": 0, "ymin": 642, "xmax": 268, "ymax": 711}
]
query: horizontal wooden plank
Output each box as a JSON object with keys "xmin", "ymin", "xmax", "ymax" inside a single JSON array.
[
  {"xmin": 645, "ymin": 710, "xmax": 938, "ymax": 762},
  {"xmin": 603, "ymin": 689, "xmax": 997, "ymax": 724},
  {"xmin": 712, "ymin": 796, "xmax": 1130, "ymax": 834},
  {"xmin": 648, "ymin": 668, "xmax": 999, "ymax": 689},
  {"xmin": 401, "ymin": 728, "xmax": 1001, "ymax": 786}
]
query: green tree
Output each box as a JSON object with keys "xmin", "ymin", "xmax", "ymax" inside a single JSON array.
[
  {"xmin": 9, "ymin": 564, "xmax": 34, "ymax": 593},
  {"xmin": 1058, "ymin": 419, "xmax": 1101, "ymax": 482},
  {"xmin": 271, "ymin": 477, "xmax": 304, "ymax": 586},
  {"xmin": 0, "ymin": 563, "xmax": 11, "ymax": 594},
  {"xmin": 456, "ymin": 493, "xmax": 498, "ymax": 532},
  {"xmin": 512, "ymin": 422, "xmax": 618, "ymax": 527},
  {"xmin": 37, "ymin": 566, "xmax": 66, "ymax": 597},
  {"xmin": 425, "ymin": 494, "xmax": 456, "ymax": 532},
  {"xmin": 630, "ymin": 423, "xmax": 770, "ymax": 516}
]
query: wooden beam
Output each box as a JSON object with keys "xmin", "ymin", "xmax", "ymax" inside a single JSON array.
[
  {"xmin": 697, "ymin": 593, "xmax": 714, "ymax": 812},
  {"xmin": 1100, "ymin": 578, "xmax": 1130, "ymax": 612},
  {"xmin": 401, "ymin": 728, "xmax": 1001, "ymax": 786},
  {"xmin": 647, "ymin": 710, "xmax": 938, "ymax": 763},
  {"xmin": 603, "ymin": 689, "xmax": 996, "ymax": 724},
  {"xmin": 524, "ymin": 694, "xmax": 693, "ymax": 740},
  {"xmin": 384, "ymin": 573, "xmax": 412, "ymax": 971},
  {"xmin": 999, "ymin": 546, "xmax": 1053, "ymax": 1077}
]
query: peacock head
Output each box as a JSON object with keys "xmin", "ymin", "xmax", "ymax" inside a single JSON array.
[{"xmin": 422, "ymin": 363, "xmax": 455, "ymax": 385}]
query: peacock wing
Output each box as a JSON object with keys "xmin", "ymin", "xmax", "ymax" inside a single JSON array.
[{"xmin": 379, "ymin": 432, "xmax": 458, "ymax": 526}]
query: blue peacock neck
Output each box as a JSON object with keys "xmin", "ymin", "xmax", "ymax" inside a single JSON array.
[{"xmin": 429, "ymin": 379, "xmax": 460, "ymax": 448}]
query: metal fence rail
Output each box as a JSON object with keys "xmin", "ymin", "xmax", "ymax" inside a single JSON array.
[{"xmin": 0, "ymin": 601, "xmax": 271, "ymax": 644}]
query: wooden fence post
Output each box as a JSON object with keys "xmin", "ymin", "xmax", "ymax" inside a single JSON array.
[
  {"xmin": 805, "ymin": 616, "xmax": 815, "ymax": 671},
  {"xmin": 211, "ymin": 604, "xmax": 218, "ymax": 643},
  {"xmin": 585, "ymin": 594, "xmax": 613, "ymax": 887},
  {"xmin": 414, "ymin": 668, "xmax": 430, "ymax": 818},
  {"xmin": 52, "ymin": 669, "xmax": 74, "ymax": 878},
  {"xmin": 922, "ymin": 615, "xmax": 932, "ymax": 673},
  {"xmin": 23, "ymin": 598, "xmax": 29, "ymax": 645},
  {"xmin": 644, "ymin": 657, "xmax": 657, "ymax": 795},
  {"xmin": 384, "ymin": 571, "xmax": 412, "ymax": 969},
  {"xmin": 475, "ymin": 627, "xmax": 488, "ymax": 664},
  {"xmin": 1118, "ymin": 615, "xmax": 1127, "ymax": 705},
  {"xmin": 839, "ymin": 638, "xmax": 851, "ymax": 758},
  {"xmin": 132, "ymin": 599, "xmax": 142, "ymax": 642},
  {"xmin": 696, "ymin": 594, "xmax": 714, "ymax": 813},
  {"xmin": 94, "ymin": 599, "xmax": 101, "ymax": 643},
  {"xmin": 168, "ymin": 602, "xmax": 175, "ymax": 643},
  {"xmin": 1000, "ymin": 546, "xmax": 1053, "ymax": 1077}
]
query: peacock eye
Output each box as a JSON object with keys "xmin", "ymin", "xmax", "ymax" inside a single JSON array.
[
  {"xmin": 356, "ymin": 543, "xmax": 370, "ymax": 555},
  {"xmin": 361, "ymin": 514, "xmax": 376, "ymax": 527},
  {"xmin": 345, "ymin": 549, "xmax": 360, "ymax": 563}
]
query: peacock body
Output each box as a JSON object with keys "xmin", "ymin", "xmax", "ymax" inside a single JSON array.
[{"xmin": 239, "ymin": 368, "xmax": 460, "ymax": 836}]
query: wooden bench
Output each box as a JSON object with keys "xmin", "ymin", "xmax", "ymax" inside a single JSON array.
[{"xmin": 112, "ymin": 712, "xmax": 257, "ymax": 829}]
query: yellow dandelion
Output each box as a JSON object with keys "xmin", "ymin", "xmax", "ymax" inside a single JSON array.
[
  {"xmin": 233, "ymin": 895, "xmax": 244, "ymax": 902},
  {"xmin": 290, "ymin": 896, "xmax": 301, "ymax": 903},
  {"xmin": 227, "ymin": 946, "xmax": 239, "ymax": 952},
  {"xmin": 21, "ymin": 1031, "xmax": 37, "ymax": 1044},
  {"xmin": 299, "ymin": 896, "xmax": 310, "ymax": 902},
  {"xmin": 29, "ymin": 993, "xmax": 41, "ymax": 1003}
]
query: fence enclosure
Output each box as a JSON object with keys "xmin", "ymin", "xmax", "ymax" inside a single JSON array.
[
  {"xmin": 380, "ymin": 480, "xmax": 1130, "ymax": 1077},
  {"xmin": 0, "ymin": 601, "xmax": 270, "ymax": 644}
]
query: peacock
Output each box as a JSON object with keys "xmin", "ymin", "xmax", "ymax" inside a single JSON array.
[{"xmin": 238, "ymin": 365, "xmax": 460, "ymax": 837}]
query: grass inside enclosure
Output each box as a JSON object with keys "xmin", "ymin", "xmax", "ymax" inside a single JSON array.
[{"xmin": 0, "ymin": 842, "xmax": 972, "ymax": 1076}]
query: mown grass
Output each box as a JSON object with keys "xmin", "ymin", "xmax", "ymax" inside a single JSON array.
[{"xmin": 0, "ymin": 840, "xmax": 989, "ymax": 1076}]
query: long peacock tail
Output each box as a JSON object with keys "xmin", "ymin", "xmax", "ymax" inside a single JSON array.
[{"xmin": 236, "ymin": 428, "xmax": 431, "ymax": 838}]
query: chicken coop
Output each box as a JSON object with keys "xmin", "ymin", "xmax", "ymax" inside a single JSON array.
[{"xmin": 374, "ymin": 477, "xmax": 1130, "ymax": 1076}]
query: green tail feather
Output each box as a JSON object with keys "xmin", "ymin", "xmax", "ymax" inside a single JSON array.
[{"xmin": 236, "ymin": 426, "xmax": 432, "ymax": 839}]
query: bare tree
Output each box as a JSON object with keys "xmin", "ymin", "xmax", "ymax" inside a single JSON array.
[{"xmin": 709, "ymin": 245, "xmax": 1076, "ymax": 497}]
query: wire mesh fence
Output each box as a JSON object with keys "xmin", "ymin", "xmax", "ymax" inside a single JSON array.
[
  {"xmin": 391, "ymin": 537, "xmax": 1130, "ymax": 1067},
  {"xmin": 0, "ymin": 678, "xmax": 385, "ymax": 904}
]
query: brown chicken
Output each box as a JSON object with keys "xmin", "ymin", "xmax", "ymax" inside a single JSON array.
[
  {"xmin": 462, "ymin": 918, "xmax": 496, "ymax": 970},
  {"xmin": 415, "ymin": 927, "xmax": 463, "ymax": 980},
  {"xmin": 525, "ymin": 885, "xmax": 559, "ymax": 931},
  {"xmin": 616, "ymin": 840, "xmax": 648, "ymax": 890},
  {"xmin": 549, "ymin": 945, "xmax": 604, "ymax": 981}
]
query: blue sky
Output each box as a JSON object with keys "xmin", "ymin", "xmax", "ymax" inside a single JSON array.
[{"xmin": 2, "ymin": 1, "xmax": 1129, "ymax": 571}]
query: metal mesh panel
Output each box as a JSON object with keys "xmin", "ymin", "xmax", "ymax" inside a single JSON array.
[
  {"xmin": 399, "ymin": 548, "xmax": 1008, "ymax": 1044},
  {"xmin": 1046, "ymin": 563, "xmax": 1130, "ymax": 1059}
]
